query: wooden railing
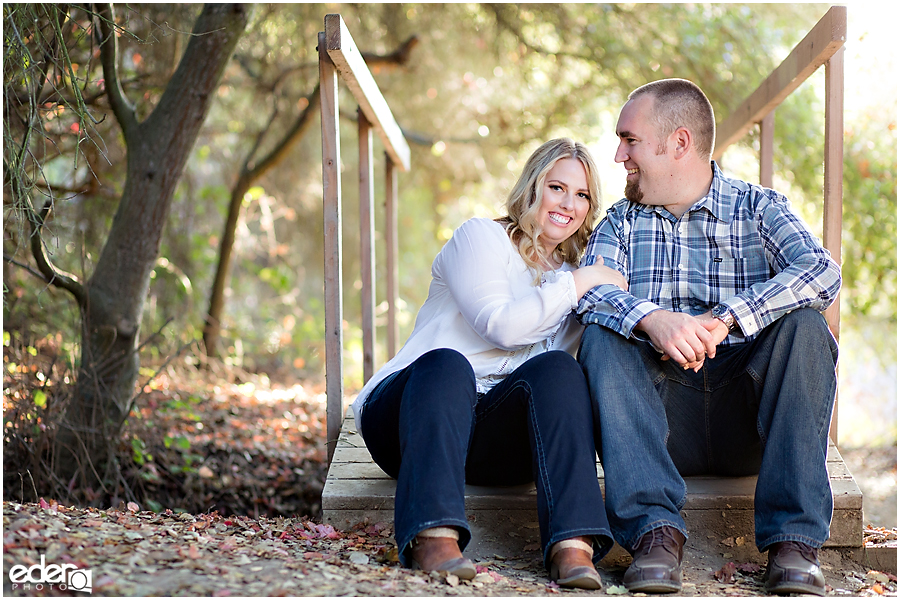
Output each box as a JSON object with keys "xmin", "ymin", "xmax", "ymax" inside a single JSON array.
[
  {"xmin": 712, "ymin": 6, "xmax": 846, "ymax": 440},
  {"xmin": 319, "ymin": 14, "xmax": 409, "ymax": 462},
  {"xmin": 319, "ymin": 7, "xmax": 848, "ymax": 458}
]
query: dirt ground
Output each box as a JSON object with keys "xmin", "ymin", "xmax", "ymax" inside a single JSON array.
[
  {"xmin": 841, "ymin": 446, "xmax": 898, "ymax": 529},
  {"xmin": 3, "ymin": 359, "xmax": 896, "ymax": 596},
  {"xmin": 3, "ymin": 498, "xmax": 896, "ymax": 597}
]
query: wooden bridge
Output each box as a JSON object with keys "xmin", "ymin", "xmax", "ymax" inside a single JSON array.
[{"xmin": 316, "ymin": 7, "xmax": 869, "ymax": 564}]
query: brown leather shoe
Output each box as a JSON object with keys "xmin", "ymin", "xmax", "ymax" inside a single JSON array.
[
  {"xmin": 548, "ymin": 537, "xmax": 603, "ymax": 590},
  {"xmin": 623, "ymin": 526, "xmax": 685, "ymax": 593},
  {"xmin": 410, "ymin": 532, "xmax": 476, "ymax": 580},
  {"xmin": 764, "ymin": 541, "xmax": 825, "ymax": 596}
]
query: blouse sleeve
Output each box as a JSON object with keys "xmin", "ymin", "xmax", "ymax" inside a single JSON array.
[{"xmin": 434, "ymin": 218, "xmax": 578, "ymax": 351}]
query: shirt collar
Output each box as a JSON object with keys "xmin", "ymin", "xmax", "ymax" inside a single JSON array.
[
  {"xmin": 695, "ymin": 161, "xmax": 732, "ymax": 222},
  {"xmin": 624, "ymin": 161, "xmax": 731, "ymax": 222}
]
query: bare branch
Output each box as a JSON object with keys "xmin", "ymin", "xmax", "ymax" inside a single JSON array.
[
  {"xmin": 362, "ymin": 35, "xmax": 420, "ymax": 69},
  {"xmin": 94, "ymin": 3, "xmax": 139, "ymax": 140}
]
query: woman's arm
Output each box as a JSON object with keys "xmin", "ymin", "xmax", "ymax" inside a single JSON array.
[
  {"xmin": 437, "ymin": 219, "xmax": 580, "ymax": 350},
  {"xmin": 571, "ymin": 258, "xmax": 628, "ymax": 299}
]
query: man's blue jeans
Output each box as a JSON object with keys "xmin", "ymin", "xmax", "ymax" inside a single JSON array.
[
  {"xmin": 577, "ymin": 309, "xmax": 838, "ymax": 552},
  {"xmin": 359, "ymin": 348, "xmax": 614, "ymax": 568}
]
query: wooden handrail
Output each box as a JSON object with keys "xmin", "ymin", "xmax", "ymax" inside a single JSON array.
[
  {"xmin": 713, "ymin": 6, "xmax": 847, "ymax": 160},
  {"xmin": 325, "ymin": 14, "xmax": 411, "ymax": 171},
  {"xmin": 319, "ymin": 15, "xmax": 410, "ymax": 463}
]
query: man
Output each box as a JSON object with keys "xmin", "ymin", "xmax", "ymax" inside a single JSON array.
[{"xmin": 576, "ymin": 78, "xmax": 841, "ymax": 596}]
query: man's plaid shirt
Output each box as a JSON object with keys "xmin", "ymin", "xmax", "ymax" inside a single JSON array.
[{"xmin": 576, "ymin": 162, "xmax": 842, "ymax": 345}]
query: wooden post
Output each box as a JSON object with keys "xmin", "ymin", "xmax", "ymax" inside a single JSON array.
[
  {"xmin": 359, "ymin": 110, "xmax": 376, "ymax": 383},
  {"xmin": 824, "ymin": 46, "xmax": 845, "ymax": 443},
  {"xmin": 759, "ymin": 111, "xmax": 774, "ymax": 188},
  {"xmin": 319, "ymin": 32, "xmax": 343, "ymax": 463},
  {"xmin": 385, "ymin": 156, "xmax": 399, "ymax": 359}
]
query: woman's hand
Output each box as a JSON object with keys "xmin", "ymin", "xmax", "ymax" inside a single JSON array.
[{"xmin": 572, "ymin": 257, "xmax": 628, "ymax": 299}]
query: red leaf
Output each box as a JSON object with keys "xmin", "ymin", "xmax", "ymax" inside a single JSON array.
[
  {"xmin": 715, "ymin": 562, "xmax": 737, "ymax": 583},
  {"xmin": 737, "ymin": 562, "xmax": 762, "ymax": 573}
]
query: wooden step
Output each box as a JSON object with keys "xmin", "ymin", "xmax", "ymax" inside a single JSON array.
[{"xmin": 323, "ymin": 410, "xmax": 863, "ymax": 562}]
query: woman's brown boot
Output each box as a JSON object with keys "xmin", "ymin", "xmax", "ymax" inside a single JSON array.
[
  {"xmin": 549, "ymin": 536, "xmax": 603, "ymax": 590},
  {"xmin": 410, "ymin": 527, "xmax": 476, "ymax": 580}
]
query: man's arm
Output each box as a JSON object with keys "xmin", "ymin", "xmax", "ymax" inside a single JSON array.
[
  {"xmin": 576, "ymin": 209, "xmax": 661, "ymax": 336},
  {"xmin": 721, "ymin": 193, "xmax": 841, "ymax": 337}
]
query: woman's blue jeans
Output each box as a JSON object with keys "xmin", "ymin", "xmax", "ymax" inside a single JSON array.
[
  {"xmin": 359, "ymin": 348, "xmax": 613, "ymax": 568},
  {"xmin": 577, "ymin": 308, "xmax": 839, "ymax": 552}
]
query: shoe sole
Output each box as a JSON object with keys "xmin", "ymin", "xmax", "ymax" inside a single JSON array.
[
  {"xmin": 765, "ymin": 581, "xmax": 825, "ymax": 596},
  {"xmin": 555, "ymin": 572, "xmax": 603, "ymax": 590},
  {"xmin": 411, "ymin": 557, "xmax": 476, "ymax": 580},
  {"xmin": 625, "ymin": 579, "xmax": 682, "ymax": 594}
]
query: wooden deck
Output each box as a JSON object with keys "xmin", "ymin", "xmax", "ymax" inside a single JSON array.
[{"xmin": 322, "ymin": 410, "xmax": 864, "ymax": 562}]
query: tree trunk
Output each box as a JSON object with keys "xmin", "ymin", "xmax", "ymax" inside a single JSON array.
[{"xmin": 54, "ymin": 4, "xmax": 251, "ymax": 487}]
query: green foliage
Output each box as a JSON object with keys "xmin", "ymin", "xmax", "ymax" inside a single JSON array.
[{"xmin": 840, "ymin": 108, "xmax": 897, "ymax": 320}]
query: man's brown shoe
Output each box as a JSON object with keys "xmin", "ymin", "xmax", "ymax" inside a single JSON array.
[
  {"xmin": 623, "ymin": 526, "xmax": 685, "ymax": 593},
  {"xmin": 764, "ymin": 541, "xmax": 825, "ymax": 596}
]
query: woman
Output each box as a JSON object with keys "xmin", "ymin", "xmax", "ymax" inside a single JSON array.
[{"xmin": 352, "ymin": 138, "xmax": 627, "ymax": 590}]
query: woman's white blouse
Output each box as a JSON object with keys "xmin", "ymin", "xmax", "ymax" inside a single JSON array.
[{"xmin": 351, "ymin": 217, "xmax": 584, "ymax": 424}]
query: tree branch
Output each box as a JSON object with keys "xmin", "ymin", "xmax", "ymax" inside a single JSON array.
[
  {"xmin": 3, "ymin": 155, "xmax": 86, "ymax": 305},
  {"xmin": 362, "ymin": 35, "xmax": 420, "ymax": 69},
  {"xmin": 94, "ymin": 3, "xmax": 138, "ymax": 140},
  {"xmin": 486, "ymin": 5, "xmax": 592, "ymax": 62},
  {"xmin": 243, "ymin": 83, "xmax": 320, "ymax": 182},
  {"xmin": 27, "ymin": 199, "xmax": 87, "ymax": 305}
]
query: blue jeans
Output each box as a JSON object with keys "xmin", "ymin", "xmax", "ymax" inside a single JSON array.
[
  {"xmin": 359, "ymin": 348, "xmax": 613, "ymax": 568},
  {"xmin": 577, "ymin": 309, "xmax": 838, "ymax": 552}
]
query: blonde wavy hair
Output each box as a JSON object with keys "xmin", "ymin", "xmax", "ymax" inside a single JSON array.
[{"xmin": 496, "ymin": 138, "xmax": 602, "ymax": 281}]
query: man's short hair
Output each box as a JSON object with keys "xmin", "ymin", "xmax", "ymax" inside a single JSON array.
[{"xmin": 629, "ymin": 79, "xmax": 715, "ymax": 160}]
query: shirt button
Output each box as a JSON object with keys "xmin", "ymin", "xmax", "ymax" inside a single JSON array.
[{"xmin": 678, "ymin": 264, "xmax": 685, "ymax": 270}]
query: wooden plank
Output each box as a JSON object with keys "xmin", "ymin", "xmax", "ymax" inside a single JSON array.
[
  {"xmin": 823, "ymin": 48, "xmax": 844, "ymax": 442},
  {"xmin": 325, "ymin": 14, "xmax": 411, "ymax": 171},
  {"xmin": 759, "ymin": 111, "xmax": 774, "ymax": 187},
  {"xmin": 713, "ymin": 6, "xmax": 847, "ymax": 159},
  {"xmin": 359, "ymin": 110, "xmax": 376, "ymax": 383},
  {"xmin": 319, "ymin": 31, "xmax": 343, "ymax": 464},
  {"xmin": 385, "ymin": 157, "xmax": 399, "ymax": 359}
]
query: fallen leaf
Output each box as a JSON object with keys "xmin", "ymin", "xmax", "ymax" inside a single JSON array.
[
  {"xmin": 715, "ymin": 561, "xmax": 737, "ymax": 583},
  {"xmin": 606, "ymin": 584, "xmax": 628, "ymax": 594},
  {"xmin": 869, "ymin": 571, "xmax": 891, "ymax": 584},
  {"xmin": 737, "ymin": 562, "xmax": 762, "ymax": 573}
]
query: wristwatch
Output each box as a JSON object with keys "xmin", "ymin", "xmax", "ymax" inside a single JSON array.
[{"xmin": 711, "ymin": 304, "xmax": 736, "ymax": 331}]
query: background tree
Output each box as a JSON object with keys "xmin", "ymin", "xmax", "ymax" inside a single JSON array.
[{"xmin": 4, "ymin": 3, "xmax": 250, "ymax": 494}]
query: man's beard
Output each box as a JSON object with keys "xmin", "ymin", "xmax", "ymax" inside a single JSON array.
[{"xmin": 625, "ymin": 177, "xmax": 643, "ymax": 203}]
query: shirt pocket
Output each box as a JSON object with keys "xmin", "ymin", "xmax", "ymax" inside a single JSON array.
[{"xmin": 708, "ymin": 251, "xmax": 771, "ymax": 296}]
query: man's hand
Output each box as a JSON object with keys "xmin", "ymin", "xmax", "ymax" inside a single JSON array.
[
  {"xmin": 698, "ymin": 310, "xmax": 731, "ymax": 347},
  {"xmin": 636, "ymin": 310, "xmax": 723, "ymax": 372}
]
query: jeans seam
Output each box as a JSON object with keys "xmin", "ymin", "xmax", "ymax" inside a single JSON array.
[{"xmin": 526, "ymin": 384, "xmax": 555, "ymax": 532}]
